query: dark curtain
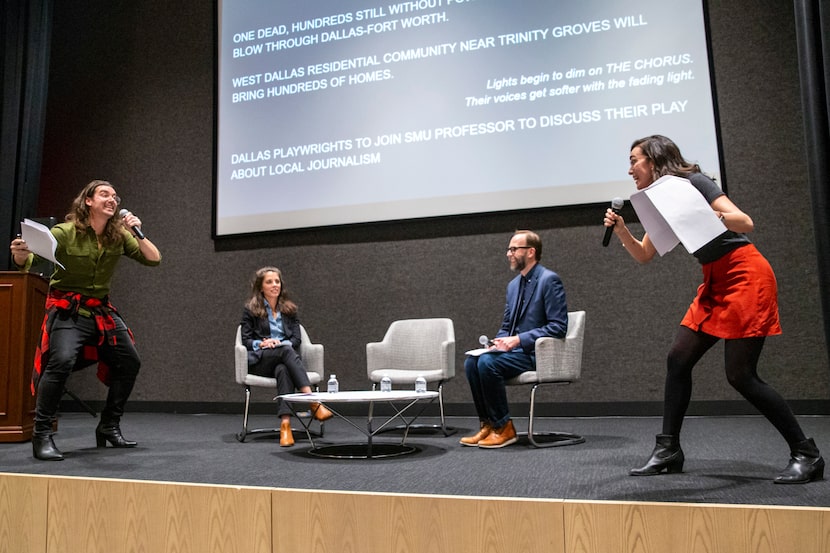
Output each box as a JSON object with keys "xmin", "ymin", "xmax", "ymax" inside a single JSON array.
[
  {"xmin": 0, "ymin": 0, "xmax": 52, "ymax": 269},
  {"xmin": 794, "ymin": 0, "xmax": 830, "ymax": 366}
]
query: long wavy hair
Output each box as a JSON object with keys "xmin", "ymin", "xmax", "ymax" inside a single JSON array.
[
  {"xmin": 631, "ymin": 135, "xmax": 701, "ymax": 180},
  {"xmin": 244, "ymin": 266, "xmax": 298, "ymax": 319},
  {"xmin": 65, "ymin": 180, "xmax": 126, "ymax": 247}
]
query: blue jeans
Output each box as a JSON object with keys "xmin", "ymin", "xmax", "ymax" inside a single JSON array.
[{"xmin": 465, "ymin": 351, "xmax": 535, "ymax": 428}]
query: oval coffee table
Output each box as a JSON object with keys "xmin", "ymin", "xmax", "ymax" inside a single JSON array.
[{"xmin": 279, "ymin": 390, "xmax": 439, "ymax": 459}]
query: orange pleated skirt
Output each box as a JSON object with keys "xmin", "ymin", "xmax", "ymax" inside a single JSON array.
[{"xmin": 681, "ymin": 244, "xmax": 782, "ymax": 339}]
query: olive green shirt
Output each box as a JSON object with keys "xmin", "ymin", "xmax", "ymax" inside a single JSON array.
[{"xmin": 18, "ymin": 222, "xmax": 161, "ymax": 298}]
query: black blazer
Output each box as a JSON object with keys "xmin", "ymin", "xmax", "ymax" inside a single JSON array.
[{"xmin": 240, "ymin": 306, "xmax": 302, "ymax": 365}]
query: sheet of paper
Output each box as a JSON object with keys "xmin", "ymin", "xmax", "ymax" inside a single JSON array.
[
  {"xmin": 629, "ymin": 188, "xmax": 679, "ymax": 256},
  {"xmin": 629, "ymin": 176, "xmax": 726, "ymax": 256},
  {"xmin": 20, "ymin": 218, "xmax": 65, "ymax": 269},
  {"xmin": 465, "ymin": 348, "xmax": 502, "ymax": 357}
]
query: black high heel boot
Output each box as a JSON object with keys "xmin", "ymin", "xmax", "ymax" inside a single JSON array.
[
  {"xmin": 630, "ymin": 434, "xmax": 684, "ymax": 476},
  {"xmin": 774, "ymin": 438, "xmax": 824, "ymax": 484},
  {"xmin": 32, "ymin": 379, "xmax": 65, "ymax": 461},
  {"xmin": 32, "ymin": 434, "xmax": 64, "ymax": 461},
  {"xmin": 97, "ymin": 378, "xmax": 138, "ymax": 447},
  {"xmin": 95, "ymin": 419, "xmax": 137, "ymax": 448}
]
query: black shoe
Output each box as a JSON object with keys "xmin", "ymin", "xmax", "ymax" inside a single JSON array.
[
  {"xmin": 33, "ymin": 435, "xmax": 64, "ymax": 461},
  {"xmin": 630, "ymin": 434, "xmax": 684, "ymax": 476},
  {"xmin": 775, "ymin": 438, "xmax": 824, "ymax": 484},
  {"xmin": 95, "ymin": 421, "xmax": 137, "ymax": 448}
]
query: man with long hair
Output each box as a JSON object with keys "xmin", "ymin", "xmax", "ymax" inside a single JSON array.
[{"xmin": 10, "ymin": 180, "xmax": 161, "ymax": 460}]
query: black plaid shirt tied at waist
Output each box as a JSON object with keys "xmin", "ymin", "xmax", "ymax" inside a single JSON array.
[{"xmin": 31, "ymin": 289, "xmax": 133, "ymax": 393}]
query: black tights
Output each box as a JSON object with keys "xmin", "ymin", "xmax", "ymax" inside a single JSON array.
[{"xmin": 662, "ymin": 326, "xmax": 806, "ymax": 447}]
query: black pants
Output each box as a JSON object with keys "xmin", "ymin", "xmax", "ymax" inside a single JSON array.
[
  {"xmin": 35, "ymin": 310, "xmax": 140, "ymax": 434},
  {"xmin": 249, "ymin": 345, "xmax": 311, "ymax": 416}
]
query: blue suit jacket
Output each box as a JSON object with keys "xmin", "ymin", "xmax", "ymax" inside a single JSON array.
[{"xmin": 495, "ymin": 263, "xmax": 568, "ymax": 353}]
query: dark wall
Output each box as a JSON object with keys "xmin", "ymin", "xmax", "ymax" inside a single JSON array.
[{"xmin": 36, "ymin": 1, "xmax": 829, "ymax": 412}]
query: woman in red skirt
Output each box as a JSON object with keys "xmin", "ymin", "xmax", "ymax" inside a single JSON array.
[{"xmin": 604, "ymin": 135, "xmax": 823, "ymax": 483}]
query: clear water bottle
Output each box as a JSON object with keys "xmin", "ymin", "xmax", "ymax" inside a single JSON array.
[
  {"xmin": 415, "ymin": 376, "xmax": 427, "ymax": 393},
  {"xmin": 327, "ymin": 374, "xmax": 339, "ymax": 393},
  {"xmin": 380, "ymin": 375, "xmax": 392, "ymax": 392}
]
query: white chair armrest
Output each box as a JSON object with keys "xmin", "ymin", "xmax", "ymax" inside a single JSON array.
[
  {"xmin": 234, "ymin": 343, "xmax": 249, "ymax": 385},
  {"xmin": 533, "ymin": 311, "xmax": 585, "ymax": 382},
  {"xmin": 301, "ymin": 341, "xmax": 324, "ymax": 377},
  {"xmin": 366, "ymin": 340, "xmax": 396, "ymax": 379},
  {"xmin": 534, "ymin": 337, "xmax": 573, "ymax": 381},
  {"xmin": 441, "ymin": 339, "xmax": 456, "ymax": 379}
]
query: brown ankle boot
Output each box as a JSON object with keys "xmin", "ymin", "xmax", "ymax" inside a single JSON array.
[
  {"xmin": 279, "ymin": 419, "xmax": 294, "ymax": 447},
  {"xmin": 478, "ymin": 420, "xmax": 518, "ymax": 449},
  {"xmin": 311, "ymin": 402, "xmax": 333, "ymax": 421},
  {"xmin": 460, "ymin": 422, "xmax": 493, "ymax": 446}
]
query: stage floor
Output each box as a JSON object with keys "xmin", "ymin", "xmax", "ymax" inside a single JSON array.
[{"xmin": 1, "ymin": 412, "xmax": 828, "ymax": 507}]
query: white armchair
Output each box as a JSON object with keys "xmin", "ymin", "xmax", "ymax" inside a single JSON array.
[
  {"xmin": 505, "ymin": 310, "xmax": 586, "ymax": 447},
  {"xmin": 234, "ymin": 324, "xmax": 324, "ymax": 442},
  {"xmin": 366, "ymin": 318, "xmax": 456, "ymax": 435}
]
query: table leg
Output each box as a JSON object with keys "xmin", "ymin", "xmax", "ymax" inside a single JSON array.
[
  {"xmin": 367, "ymin": 400, "xmax": 374, "ymax": 458},
  {"xmin": 285, "ymin": 402, "xmax": 317, "ymax": 448},
  {"xmin": 373, "ymin": 397, "xmax": 435, "ymax": 445}
]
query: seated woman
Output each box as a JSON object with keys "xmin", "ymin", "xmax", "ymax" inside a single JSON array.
[{"xmin": 240, "ymin": 266, "xmax": 332, "ymax": 447}]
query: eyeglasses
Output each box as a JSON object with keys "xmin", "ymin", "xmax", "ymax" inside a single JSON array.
[
  {"xmin": 506, "ymin": 246, "xmax": 531, "ymax": 254},
  {"xmin": 96, "ymin": 192, "xmax": 121, "ymax": 205}
]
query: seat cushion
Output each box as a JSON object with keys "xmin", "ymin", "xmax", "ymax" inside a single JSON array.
[
  {"xmin": 505, "ymin": 371, "xmax": 540, "ymax": 385},
  {"xmin": 367, "ymin": 368, "xmax": 445, "ymax": 384},
  {"xmin": 242, "ymin": 374, "xmax": 277, "ymax": 387}
]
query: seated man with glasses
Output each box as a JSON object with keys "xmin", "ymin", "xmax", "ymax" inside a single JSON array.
[{"xmin": 461, "ymin": 230, "xmax": 568, "ymax": 448}]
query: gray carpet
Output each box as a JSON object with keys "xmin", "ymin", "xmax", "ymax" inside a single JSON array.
[{"xmin": 1, "ymin": 413, "xmax": 828, "ymax": 507}]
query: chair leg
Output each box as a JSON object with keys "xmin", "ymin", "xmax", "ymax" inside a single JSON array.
[
  {"xmin": 523, "ymin": 384, "xmax": 584, "ymax": 448},
  {"xmin": 237, "ymin": 385, "xmax": 324, "ymax": 443},
  {"xmin": 437, "ymin": 382, "xmax": 457, "ymax": 436},
  {"xmin": 236, "ymin": 386, "xmax": 252, "ymax": 442},
  {"xmin": 62, "ymin": 387, "xmax": 97, "ymax": 417}
]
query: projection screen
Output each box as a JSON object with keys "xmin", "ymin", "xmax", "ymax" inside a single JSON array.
[{"xmin": 215, "ymin": 0, "xmax": 721, "ymax": 236}]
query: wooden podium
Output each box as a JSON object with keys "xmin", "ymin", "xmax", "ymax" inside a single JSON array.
[{"xmin": 0, "ymin": 272, "xmax": 48, "ymax": 442}]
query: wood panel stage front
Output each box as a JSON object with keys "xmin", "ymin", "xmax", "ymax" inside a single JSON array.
[{"xmin": 1, "ymin": 472, "xmax": 828, "ymax": 553}]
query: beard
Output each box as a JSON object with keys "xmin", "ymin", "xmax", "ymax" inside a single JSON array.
[{"xmin": 510, "ymin": 257, "xmax": 526, "ymax": 272}]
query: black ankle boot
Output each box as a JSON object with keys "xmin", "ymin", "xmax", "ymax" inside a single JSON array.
[
  {"xmin": 97, "ymin": 378, "xmax": 138, "ymax": 448},
  {"xmin": 630, "ymin": 434, "xmax": 684, "ymax": 476},
  {"xmin": 774, "ymin": 438, "xmax": 824, "ymax": 484},
  {"xmin": 95, "ymin": 419, "xmax": 137, "ymax": 448},
  {"xmin": 32, "ymin": 378, "xmax": 66, "ymax": 461},
  {"xmin": 32, "ymin": 434, "xmax": 64, "ymax": 461}
]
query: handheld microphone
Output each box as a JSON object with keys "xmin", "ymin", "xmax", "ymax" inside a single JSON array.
[
  {"xmin": 602, "ymin": 197, "xmax": 624, "ymax": 247},
  {"xmin": 479, "ymin": 335, "xmax": 494, "ymax": 347},
  {"xmin": 119, "ymin": 208, "xmax": 145, "ymax": 240}
]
